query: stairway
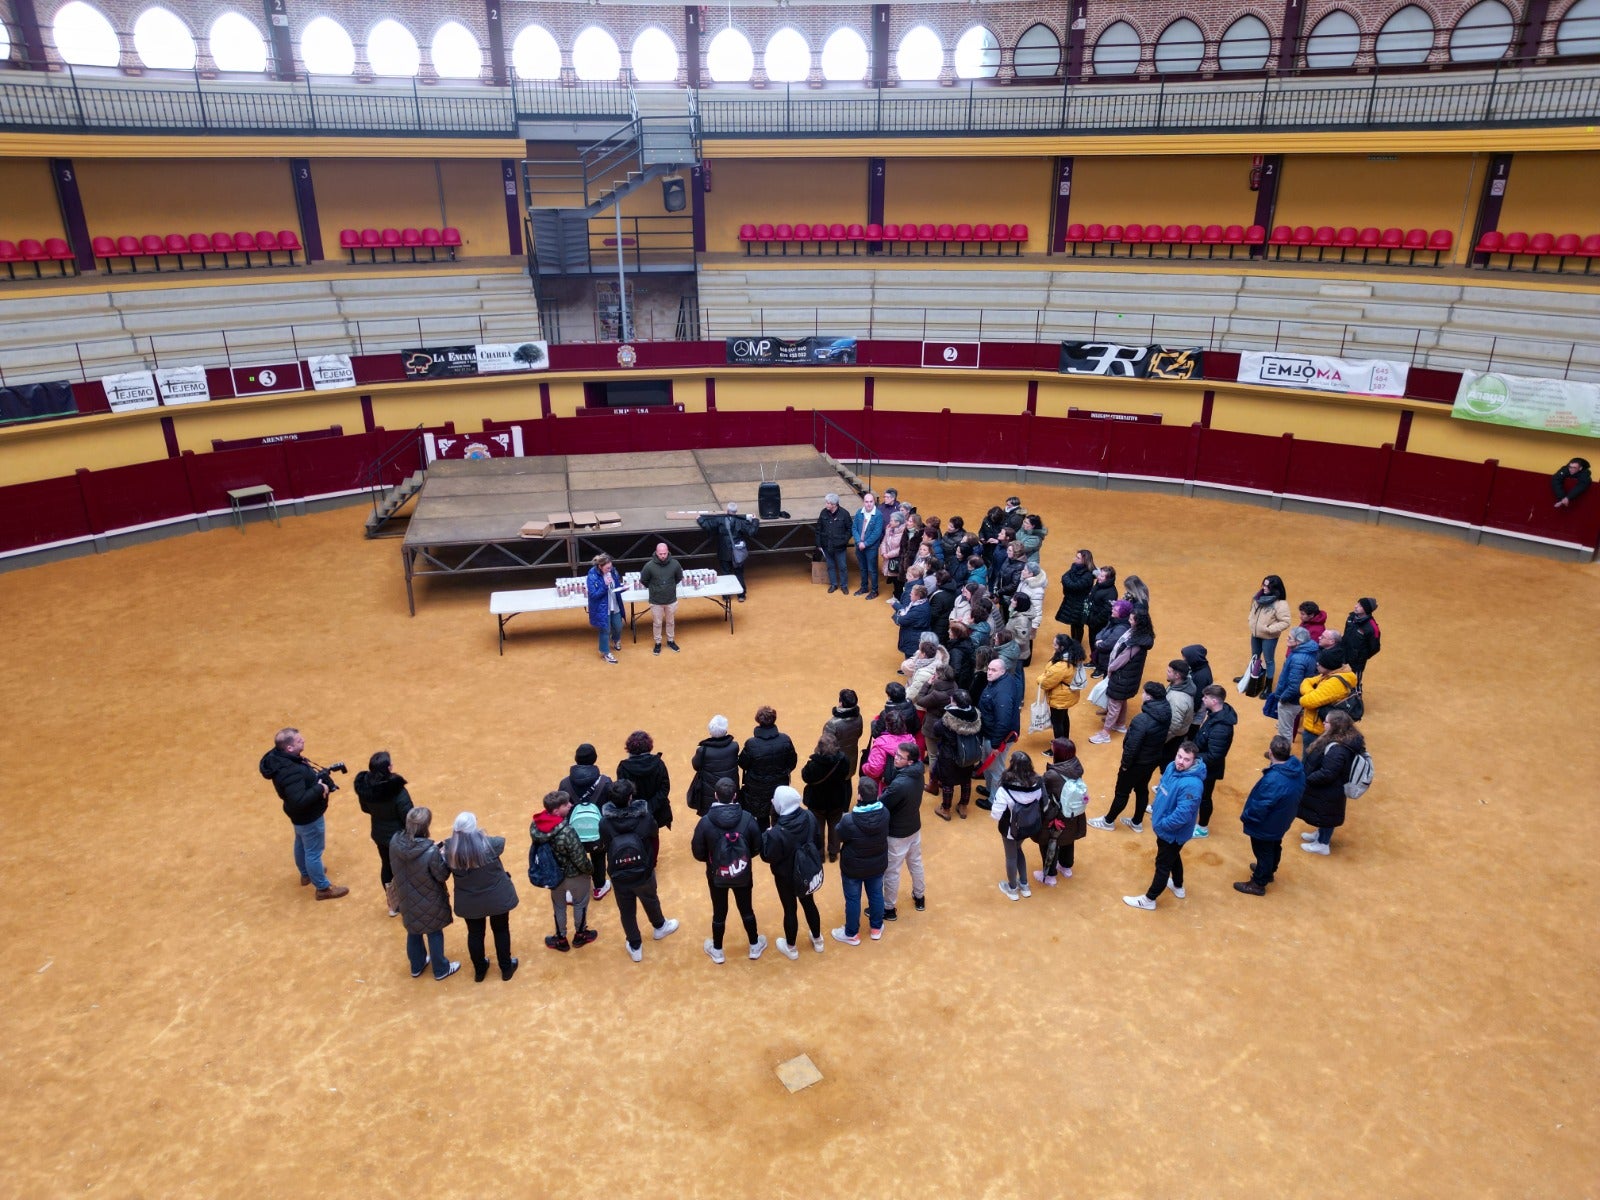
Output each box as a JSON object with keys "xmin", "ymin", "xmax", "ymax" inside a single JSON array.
[{"xmin": 364, "ymin": 470, "xmax": 425, "ymax": 538}]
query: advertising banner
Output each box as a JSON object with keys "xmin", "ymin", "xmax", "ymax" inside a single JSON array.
[
  {"xmin": 0, "ymin": 380, "xmax": 77, "ymax": 424},
  {"xmin": 231, "ymin": 362, "xmax": 305, "ymax": 396},
  {"xmin": 1238, "ymin": 351, "xmax": 1408, "ymax": 398},
  {"xmin": 101, "ymin": 370, "xmax": 160, "ymax": 413},
  {"xmin": 305, "ymin": 354, "xmax": 356, "ymax": 391},
  {"xmin": 922, "ymin": 342, "xmax": 981, "ymax": 369},
  {"xmin": 423, "ymin": 427, "xmax": 526, "ymax": 462},
  {"xmin": 155, "ymin": 365, "xmax": 210, "ymax": 405},
  {"xmin": 1059, "ymin": 342, "xmax": 1202, "ymax": 379},
  {"xmin": 725, "ymin": 336, "xmax": 858, "ymax": 366},
  {"xmin": 403, "ymin": 343, "xmax": 548, "ymax": 379},
  {"xmin": 1452, "ymin": 370, "xmax": 1600, "ymax": 439},
  {"xmin": 475, "ymin": 341, "xmax": 548, "ymax": 373}
]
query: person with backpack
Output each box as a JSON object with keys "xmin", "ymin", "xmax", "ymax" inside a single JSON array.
[
  {"xmin": 566, "ymin": 781, "xmax": 608, "ymax": 902},
  {"xmin": 1191, "ymin": 684, "xmax": 1238, "ymax": 838},
  {"xmin": 1123, "ymin": 743, "xmax": 1206, "ymax": 911},
  {"xmin": 354, "ymin": 750, "xmax": 413, "ymax": 917},
  {"xmin": 801, "ymin": 730, "xmax": 852, "ymax": 861},
  {"xmin": 443, "ymin": 812, "xmax": 520, "ymax": 982},
  {"xmin": 930, "ymin": 689, "xmax": 983, "ymax": 820},
  {"xmin": 691, "ymin": 778, "xmax": 767, "ymax": 964},
  {"xmin": 1298, "ymin": 710, "xmax": 1367, "ymax": 856},
  {"xmin": 1234, "ymin": 736, "xmax": 1306, "ymax": 896},
  {"xmin": 879, "ymin": 742, "xmax": 927, "ymax": 921},
  {"xmin": 688, "ymin": 715, "xmax": 740, "ymax": 817},
  {"xmin": 557, "ymin": 743, "xmax": 612, "ymax": 812},
  {"xmin": 616, "ymin": 730, "xmax": 673, "ymax": 836},
  {"xmin": 832, "ymin": 777, "xmax": 890, "ymax": 944},
  {"xmin": 1037, "ymin": 635, "xmax": 1086, "ymax": 744},
  {"xmin": 761, "ymin": 786, "xmax": 826, "ymax": 958},
  {"xmin": 1342, "ymin": 598, "xmax": 1382, "ymax": 684},
  {"xmin": 1035, "ymin": 742, "xmax": 1088, "ymax": 887},
  {"xmin": 599, "ymin": 779, "xmax": 679, "ymax": 963},
  {"xmin": 992, "ymin": 752, "xmax": 1044, "ymax": 901},
  {"xmin": 1298, "ymin": 648, "xmax": 1361, "ymax": 754},
  {"xmin": 1088, "ymin": 682, "xmax": 1171, "ymax": 833},
  {"xmin": 738, "ymin": 706, "xmax": 798, "ymax": 830},
  {"xmin": 697, "ymin": 502, "xmax": 759, "ymax": 602},
  {"xmin": 529, "ymin": 791, "xmax": 595, "ymax": 955}
]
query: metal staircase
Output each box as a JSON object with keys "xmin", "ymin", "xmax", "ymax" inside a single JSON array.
[{"xmin": 364, "ymin": 470, "xmax": 425, "ymax": 538}]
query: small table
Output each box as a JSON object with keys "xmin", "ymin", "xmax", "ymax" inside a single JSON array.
[
  {"xmin": 490, "ymin": 586, "xmax": 589, "ymax": 655},
  {"xmin": 623, "ymin": 575, "xmax": 744, "ymax": 643},
  {"xmin": 226, "ymin": 484, "xmax": 278, "ymax": 531}
]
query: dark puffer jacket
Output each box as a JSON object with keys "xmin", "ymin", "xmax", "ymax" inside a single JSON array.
[
  {"xmin": 1181, "ymin": 645, "xmax": 1214, "ymax": 695},
  {"xmin": 599, "ymin": 798, "xmax": 659, "ymax": 876},
  {"xmin": 448, "ymin": 835, "xmax": 520, "ymax": 920},
  {"xmin": 690, "ymin": 733, "xmax": 741, "ymax": 811},
  {"xmin": 389, "ymin": 831, "xmax": 452, "ymax": 935},
  {"xmin": 617, "ymin": 751, "xmax": 674, "ymax": 831},
  {"xmin": 930, "ymin": 702, "xmax": 982, "ymax": 787},
  {"xmin": 761, "ymin": 805, "xmax": 821, "ymax": 881},
  {"xmin": 1086, "ymin": 581, "xmax": 1119, "ymax": 629},
  {"xmin": 355, "ymin": 770, "xmax": 413, "ymax": 846},
  {"xmin": 258, "ymin": 747, "xmax": 328, "ymax": 826},
  {"xmin": 1120, "ymin": 697, "xmax": 1172, "ymax": 767},
  {"xmin": 947, "ymin": 634, "xmax": 977, "ymax": 692},
  {"xmin": 1193, "ymin": 702, "xmax": 1238, "ymax": 780},
  {"xmin": 1055, "ymin": 562, "xmax": 1095, "ymax": 625},
  {"xmin": 835, "ymin": 801, "xmax": 890, "ymax": 879},
  {"xmin": 823, "ymin": 705, "xmax": 864, "ymax": 767},
  {"xmin": 691, "ymin": 802, "xmax": 763, "ymax": 888},
  {"xmin": 1299, "ymin": 736, "xmax": 1363, "ymax": 829},
  {"xmin": 558, "ymin": 764, "xmax": 612, "ymax": 808},
  {"xmin": 738, "ymin": 726, "xmax": 798, "ymax": 826},
  {"xmin": 1107, "ymin": 627, "xmax": 1155, "ymax": 702},
  {"xmin": 801, "ymin": 749, "xmax": 852, "ymax": 817}
]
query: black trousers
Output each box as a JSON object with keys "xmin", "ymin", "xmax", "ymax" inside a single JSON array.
[
  {"xmin": 1104, "ymin": 760, "xmax": 1157, "ymax": 824},
  {"xmin": 1050, "ymin": 707, "xmax": 1072, "ymax": 741},
  {"xmin": 465, "ymin": 912, "xmax": 513, "ymax": 969},
  {"xmin": 614, "ymin": 872, "xmax": 666, "ymax": 950},
  {"xmin": 1068, "ymin": 619, "xmax": 1087, "ymax": 647},
  {"xmin": 811, "ymin": 806, "xmax": 845, "ymax": 859},
  {"xmin": 774, "ymin": 873, "xmax": 822, "ymax": 945},
  {"xmin": 1146, "ymin": 838, "xmax": 1185, "ymax": 900},
  {"xmin": 586, "ymin": 843, "xmax": 607, "ymax": 889},
  {"xmin": 1198, "ymin": 776, "xmax": 1219, "ymax": 827},
  {"xmin": 373, "ymin": 836, "xmax": 394, "ymax": 886},
  {"xmin": 708, "ymin": 881, "xmax": 759, "ymax": 949},
  {"xmin": 1250, "ymin": 836, "xmax": 1283, "ymax": 886}
]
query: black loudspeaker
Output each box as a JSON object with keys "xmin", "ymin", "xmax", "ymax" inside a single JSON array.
[
  {"xmin": 758, "ymin": 481, "xmax": 782, "ymax": 519},
  {"xmin": 661, "ymin": 177, "xmax": 687, "ymax": 212}
]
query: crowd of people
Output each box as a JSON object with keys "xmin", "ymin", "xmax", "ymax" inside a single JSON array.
[{"xmin": 258, "ymin": 489, "xmax": 1382, "ymax": 979}]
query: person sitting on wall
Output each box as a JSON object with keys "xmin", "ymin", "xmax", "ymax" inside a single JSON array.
[{"xmin": 1551, "ymin": 457, "xmax": 1591, "ymax": 508}]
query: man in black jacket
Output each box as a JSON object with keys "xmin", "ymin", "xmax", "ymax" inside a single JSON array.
[
  {"xmin": 816, "ymin": 492, "xmax": 854, "ymax": 594},
  {"xmin": 1342, "ymin": 597, "xmax": 1381, "ymax": 683},
  {"xmin": 599, "ymin": 780, "xmax": 680, "ymax": 963},
  {"xmin": 1191, "ymin": 685, "xmax": 1238, "ymax": 838},
  {"xmin": 258, "ymin": 726, "xmax": 349, "ymax": 900},
  {"xmin": 878, "ymin": 743, "xmax": 927, "ymax": 921},
  {"xmin": 557, "ymin": 743, "xmax": 612, "ymax": 810},
  {"xmin": 1552, "ymin": 457, "xmax": 1591, "ymax": 507},
  {"xmin": 1088, "ymin": 683, "xmax": 1171, "ymax": 833},
  {"xmin": 697, "ymin": 502, "xmax": 759, "ymax": 602}
]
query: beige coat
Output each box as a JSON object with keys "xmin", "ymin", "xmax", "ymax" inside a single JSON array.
[{"xmin": 1248, "ymin": 597, "xmax": 1293, "ymax": 639}]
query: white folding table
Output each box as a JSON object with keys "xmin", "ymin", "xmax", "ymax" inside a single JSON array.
[
  {"xmin": 490, "ymin": 575, "xmax": 743, "ymax": 655},
  {"xmin": 623, "ymin": 575, "xmax": 744, "ymax": 643}
]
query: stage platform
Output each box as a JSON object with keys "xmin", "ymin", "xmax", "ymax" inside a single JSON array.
[{"xmin": 401, "ymin": 445, "xmax": 860, "ymax": 613}]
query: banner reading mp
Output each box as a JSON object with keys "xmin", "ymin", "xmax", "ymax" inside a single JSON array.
[
  {"xmin": 1453, "ymin": 370, "xmax": 1600, "ymax": 439},
  {"xmin": 726, "ymin": 336, "xmax": 858, "ymax": 366},
  {"xmin": 1059, "ymin": 343, "xmax": 1202, "ymax": 379}
]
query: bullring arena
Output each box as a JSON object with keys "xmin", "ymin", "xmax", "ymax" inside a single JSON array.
[{"xmin": 1, "ymin": 0, "xmax": 1599, "ymax": 1195}]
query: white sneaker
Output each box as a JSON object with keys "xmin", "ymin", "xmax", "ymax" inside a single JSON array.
[
  {"xmin": 811, "ymin": 934, "xmax": 826, "ymax": 953},
  {"xmin": 749, "ymin": 934, "xmax": 768, "ymax": 960},
  {"xmin": 1123, "ymin": 895, "xmax": 1157, "ymax": 910},
  {"xmin": 703, "ymin": 938, "xmax": 725, "ymax": 964},
  {"xmin": 1032, "ymin": 870, "xmax": 1057, "ymax": 887},
  {"xmin": 1018, "ymin": 882, "xmax": 1033, "ymax": 898},
  {"xmin": 998, "ymin": 882, "xmax": 1020, "ymax": 901},
  {"xmin": 1089, "ymin": 731, "xmax": 1112, "ymax": 744},
  {"xmin": 593, "ymin": 881, "xmax": 613, "ymax": 900},
  {"xmin": 652, "ymin": 917, "xmax": 679, "ymax": 941},
  {"xmin": 1121, "ymin": 818, "xmax": 1144, "ymax": 833},
  {"xmin": 627, "ymin": 943, "xmax": 643, "ymax": 963},
  {"xmin": 1088, "ymin": 817, "xmax": 1115, "ymax": 831},
  {"xmin": 1302, "ymin": 841, "xmax": 1331, "ymax": 855},
  {"xmin": 1167, "ymin": 879, "xmax": 1187, "ymax": 898},
  {"xmin": 1059, "ymin": 867, "xmax": 1073, "ymax": 878},
  {"xmin": 831, "ymin": 926, "xmax": 861, "ymax": 946},
  {"xmin": 1301, "ymin": 831, "xmax": 1319, "ymax": 841},
  {"xmin": 775, "ymin": 938, "xmax": 800, "ymax": 960}
]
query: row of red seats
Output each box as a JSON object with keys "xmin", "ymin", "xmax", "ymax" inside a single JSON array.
[
  {"xmin": 1474, "ymin": 230, "xmax": 1600, "ymax": 273},
  {"xmin": 1270, "ymin": 225, "xmax": 1453, "ymax": 265},
  {"xmin": 91, "ymin": 231, "xmax": 302, "ymax": 273},
  {"xmin": 739, "ymin": 222, "xmax": 1029, "ymax": 257},
  {"xmin": 0, "ymin": 237, "xmax": 75, "ymax": 278},
  {"xmin": 1066, "ymin": 223, "xmax": 1266, "ymax": 259},
  {"xmin": 339, "ymin": 227, "xmax": 462, "ymax": 263}
]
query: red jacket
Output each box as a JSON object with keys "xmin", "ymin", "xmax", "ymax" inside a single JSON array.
[{"xmin": 1299, "ymin": 609, "xmax": 1328, "ymax": 642}]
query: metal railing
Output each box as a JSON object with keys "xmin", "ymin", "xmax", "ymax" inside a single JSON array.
[{"xmin": 814, "ymin": 410, "xmax": 878, "ymax": 492}]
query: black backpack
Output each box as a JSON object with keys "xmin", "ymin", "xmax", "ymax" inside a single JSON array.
[
  {"xmin": 528, "ymin": 839, "xmax": 562, "ymax": 889},
  {"xmin": 954, "ymin": 728, "xmax": 984, "ymax": 768},
  {"xmin": 709, "ymin": 824, "xmax": 752, "ymax": 885},
  {"xmin": 607, "ymin": 827, "xmax": 651, "ymax": 886},
  {"xmin": 1321, "ymin": 677, "xmax": 1365, "ymax": 723},
  {"xmin": 1005, "ymin": 789, "xmax": 1043, "ymax": 839},
  {"xmin": 791, "ymin": 820, "xmax": 824, "ymax": 895}
]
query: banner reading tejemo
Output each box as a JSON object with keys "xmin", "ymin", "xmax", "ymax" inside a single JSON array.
[
  {"xmin": 101, "ymin": 370, "xmax": 160, "ymax": 413},
  {"xmin": 156, "ymin": 365, "xmax": 210, "ymax": 405},
  {"xmin": 306, "ymin": 354, "xmax": 355, "ymax": 391},
  {"xmin": 1059, "ymin": 342, "xmax": 1201, "ymax": 380},
  {"xmin": 1453, "ymin": 370, "xmax": 1600, "ymax": 439},
  {"xmin": 1238, "ymin": 352, "xmax": 1409, "ymax": 398}
]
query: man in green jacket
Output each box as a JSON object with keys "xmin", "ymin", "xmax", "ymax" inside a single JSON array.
[{"xmin": 639, "ymin": 542, "xmax": 685, "ymax": 655}]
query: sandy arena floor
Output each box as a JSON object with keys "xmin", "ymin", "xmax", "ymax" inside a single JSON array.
[{"xmin": 0, "ymin": 475, "xmax": 1595, "ymax": 1198}]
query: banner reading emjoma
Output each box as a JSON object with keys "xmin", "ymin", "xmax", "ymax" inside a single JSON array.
[
  {"xmin": 1058, "ymin": 343, "xmax": 1202, "ymax": 380},
  {"xmin": 1452, "ymin": 370, "xmax": 1600, "ymax": 439},
  {"xmin": 1238, "ymin": 351, "xmax": 1409, "ymax": 398},
  {"xmin": 725, "ymin": 336, "xmax": 857, "ymax": 366},
  {"xmin": 403, "ymin": 342, "xmax": 549, "ymax": 379}
]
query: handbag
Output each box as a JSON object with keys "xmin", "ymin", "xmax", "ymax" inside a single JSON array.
[
  {"xmin": 1070, "ymin": 663, "xmax": 1090, "ymax": 691},
  {"xmin": 1029, "ymin": 687, "xmax": 1052, "ymax": 734},
  {"xmin": 1087, "ymin": 678, "xmax": 1109, "ymax": 709},
  {"xmin": 1242, "ymin": 655, "xmax": 1268, "ymax": 698},
  {"xmin": 1261, "ymin": 693, "xmax": 1280, "ymax": 720},
  {"xmin": 884, "ymin": 555, "xmax": 902, "ymax": 575}
]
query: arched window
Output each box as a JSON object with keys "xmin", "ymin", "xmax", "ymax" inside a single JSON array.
[
  {"xmin": 430, "ymin": 21, "xmax": 481, "ymax": 79},
  {"xmin": 954, "ymin": 26, "xmax": 1000, "ymax": 78},
  {"xmin": 511, "ymin": 25, "xmax": 560, "ymax": 79},
  {"xmin": 1092, "ymin": 20, "xmax": 1141, "ymax": 76},
  {"xmin": 572, "ymin": 26, "xmax": 620, "ymax": 80},
  {"xmin": 53, "ymin": 2, "xmax": 120, "ymax": 67},
  {"xmin": 630, "ymin": 27, "xmax": 678, "ymax": 83},
  {"xmin": 208, "ymin": 11, "xmax": 267, "ymax": 72},
  {"xmin": 764, "ymin": 27, "xmax": 810, "ymax": 82},
  {"xmin": 1014, "ymin": 23, "xmax": 1061, "ymax": 77},
  {"xmin": 1450, "ymin": 0, "xmax": 1513, "ymax": 60},
  {"xmin": 706, "ymin": 27, "xmax": 753, "ymax": 81},
  {"xmin": 1218, "ymin": 15, "xmax": 1271, "ymax": 70},
  {"xmin": 1557, "ymin": 0, "xmax": 1600, "ymax": 55},
  {"xmin": 1155, "ymin": 18, "xmax": 1204, "ymax": 72},
  {"xmin": 1305, "ymin": 10, "xmax": 1360, "ymax": 68},
  {"xmin": 133, "ymin": 6, "xmax": 194, "ymax": 69},
  {"xmin": 820, "ymin": 27, "xmax": 868, "ymax": 81},
  {"xmin": 895, "ymin": 25, "xmax": 942, "ymax": 81},
  {"xmin": 366, "ymin": 19, "xmax": 418, "ymax": 76},
  {"xmin": 300, "ymin": 16, "xmax": 355, "ymax": 74},
  {"xmin": 1375, "ymin": 6, "xmax": 1435, "ymax": 64},
  {"xmin": 1, "ymin": 21, "xmax": 11, "ymax": 62}
]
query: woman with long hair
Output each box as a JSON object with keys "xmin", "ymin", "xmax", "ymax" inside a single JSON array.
[
  {"xmin": 991, "ymin": 752, "xmax": 1044, "ymax": 900},
  {"xmin": 444, "ymin": 812, "xmax": 520, "ymax": 981},
  {"xmin": 355, "ymin": 749, "xmax": 413, "ymax": 917},
  {"xmin": 1248, "ymin": 573, "xmax": 1293, "ymax": 683},
  {"xmin": 1298, "ymin": 710, "xmax": 1365, "ymax": 855},
  {"xmin": 1055, "ymin": 549, "xmax": 1096, "ymax": 646},
  {"xmin": 1093, "ymin": 606, "xmax": 1155, "ymax": 743},
  {"xmin": 800, "ymin": 730, "xmax": 852, "ymax": 862},
  {"xmin": 389, "ymin": 806, "xmax": 459, "ymax": 981},
  {"xmin": 1037, "ymin": 634, "xmax": 1087, "ymax": 743},
  {"xmin": 1086, "ymin": 565, "xmax": 1119, "ymax": 675}
]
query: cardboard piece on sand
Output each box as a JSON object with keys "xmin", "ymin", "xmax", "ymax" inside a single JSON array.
[{"xmin": 776, "ymin": 1054, "xmax": 823, "ymax": 1094}]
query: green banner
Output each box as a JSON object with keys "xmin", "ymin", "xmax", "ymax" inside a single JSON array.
[{"xmin": 1453, "ymin": 371, "xmax": 1600, "ymax": 440}]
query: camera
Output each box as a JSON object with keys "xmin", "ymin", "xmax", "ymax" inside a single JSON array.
[{"xmin": 315, "ymin": 761, "xmax": 349, "ymax": 792}]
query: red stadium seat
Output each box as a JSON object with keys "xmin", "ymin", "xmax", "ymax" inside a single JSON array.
[
  {"xmin": 754, "ymin": 223, "xmax": 776, "ymax": 256},
  {"xmin": 92, "ymin": 235, "xmax": 117, "ymax": 273},
  {"xmin": 187, "ymin": 232, "xmax": 213, "ymax": 267},
  {"xmin": 1473, "ymin": 229, "xmax": 1504, "ymax": 268},
  {"xmin": 1552, "ymin": 232, "xmax": 1581, "ymax": 272},
  {"xmin": 1156, "ymin": 224, "xmax": 1180, "ymax": 258},
  {"xmin": 915, "ymin": 223, "xmax": 937, "ymax": 256},
  {"xmin": 1104, "ymin": 224, "xmax": 1125, "ymax": 256},
  {"xmin": 1378, "ymin": 226, "xmax": 1405, "ymax": 263},
  {"xmin": 210, "ymin": 231, "xmax": 237, "ymax": 268},
  {"xmin": 1082, "ymin": 223, "xmax": 1104, "ymax": 257},
  {"xmin": 1527, "ymin": 231, "xmax": 1555, "ymax": 271},
  {"xmin": 378, "ymin": 228, "xmax": 401, "ymax": 263},
  {"xmin": 1401, "ymin": 227, "xmax": 1429, "ymax": 265},
  {"xmin": 773, "ymin": 223, "xmax": 795, "ymax": 255},
  {"xmin": 276, "ymin": 229, "xmax": 302, "ymax": 265},
  {"xmin": 1426, "ymin": 228, "xmax": 1453, "ymax": 265},
  {"xmin": 1579, "ymin": 233, "xmax": 1600, "ymax": 274},
  {"xmin": 846, "ymin": 223, "xmax": 867, "ymax": 254},
  {"xmin": 255, "ymin": 230, "xmax": 282, "ymax": 266},
  {"xmin": 233, "ymin": 231, "xmax": 258, "ymax": 267},
  {"xmin": 879, "ymin": 223, "xmax": 900, "ymax": 255},
  {"xmin": 826, "ymin": 223, "xmax": 848, "ymax": 255},
  {"xmin": 789, "ymin": 223, "xmax": 812, "ymax": 255},
  {"xmin": 1333, "ymin": 226, "xmax": 1358, "ymax": 262},
  {"xmin": 1064, "ymin": 222, "xmax": 1087, "ymax": 255},
  {"xmin": 934, "ymin": 223, "xmax": 954, "ymax": 255},
  {"xmin": 951, "ymin": 222, "xmax": 973, "ymax": 256},
  {"xmin": 1121, "ymin": 223, "xmax": 1145, "ymax": 255},
  {"xmin": 863, "ymin": 223, "xmax": 884, "ymax": 252},
  {"xmin": 1355, "ymin": 226, "xmax": 1381, "ymax": 262},
  {"xmin": 1267, "ymin": 224, "xmax": 1293, "ymax": 260},
  {"xmin": 45, "ymin": 236, "xmax": 76, "ymax": 272},
  {"xmin": 1007, "ymin": 223, "xmax": 1027, "ymax": 255},
  {"xmin": 19, "ymin": 238, "xmax": 48, "ymax": 277},
  {"xmin": 358, "ymin": 228, "xmax": 381, "ymax": 264},
  {"xmin": 1310, "ymin": 226, "xmax": 1336, "ymax": 261},
  {"xmin": 989, "ymin": 223, "xmax": 1012, "ymax": 256},
  {"xmin": 738, "ymin": 223, "xmax": 758, "ymax": 255},
  {"xmin": 1197, "ymin": 223, "xmax": 1223, "ymax": 258},
  {"xmin": 1289, "ymin": 225, "xmax": 1315, "ymax": 261},
  {"xmin": 419, "ymin": 227, "xmax": 444, "ymax": 261},
  {"xmin": 162, "ymin": 233, "xmax": 188, "ymax": 270},
  {"xmin": 115, "ymin": 235, "xmax": 142, "ymax": 273},
  {"xmin": 399, "ymin": 227, "xmax": 423, "ymax": 261},
  {"xmin": 0, "ymin": 239, "xmax": 20, "ymax": 279},
  {"xmin": 440, "ymin": 227, "xmax": 462, "ymax": 259},
  {"xmin": 1244, "ymin": 224, "xmax": 1266, "ymax": 250},
  {"xmin": 339, "ymin": 228, "xmax": 361, "ymax": 263},
  {"xmin": 1220, "ymin": 224, "xmax": 1245, "ymax": 258},
  {"xmin": 1181, "ymin": 224, "xmax": 1205, "ymax": 258}
]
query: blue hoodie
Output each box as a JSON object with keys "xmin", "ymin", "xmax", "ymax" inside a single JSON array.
[
  {"xmin": 1149, "ymin": 758, "xmax": 1206, "ymax": 844},
  {"xmin": 1273, "ymin": 638, "xmax": 1319, "ymax": 703},
  {"xmin": 1239, "ymin": 757, "xmax": 1306, "ymax": 839}
]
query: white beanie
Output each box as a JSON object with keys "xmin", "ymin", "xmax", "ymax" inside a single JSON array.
[{"xmin": 771, "ymin": 786, "xmax": 802, "ymax": 817}]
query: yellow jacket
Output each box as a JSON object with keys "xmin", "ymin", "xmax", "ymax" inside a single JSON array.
[
  {"xmin": 1299, "ymin": 668, "xmax": 1358, "ymax": 735},
  {"xmin": 1038, "ymin": 660, "xmax": 1082, "ymax": 710}
]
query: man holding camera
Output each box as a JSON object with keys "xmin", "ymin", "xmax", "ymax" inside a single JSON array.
[{"xmin": 258, "ymin": 726, "xmax": 349, "ymax": 900}]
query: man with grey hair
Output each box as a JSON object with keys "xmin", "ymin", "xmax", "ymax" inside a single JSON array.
[
  {"xmin": 1270, "ymin": 625, "xmax": 1319, "ymax": 747},
  {"xmin": 698, "ymin": 501, "xmax": 760, "ymax": 602},
  {"xmin": 816, "ymin": 491, "xmax": 853, "ymax": 594},
  {"xmin": 638, "ymin": 541, "xmax": 684, "ymax": 654}
]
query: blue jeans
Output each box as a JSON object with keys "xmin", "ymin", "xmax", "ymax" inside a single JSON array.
[
  {"xmin": 842, "ymin": 873, "xmax": 884, "ymax": 936},
  {"xmin": 596, "ymin": 609, "xmax": 622, "ymax": 654},
  {"xmin": 856, "ymin": 546, "xmax": 879, "ymax": 593},
  {"xmin": 1316, "ymin": 826, "xmax": 1334, "ymax": 845},
  {"xmin": 292, "ymin": 816, "xmax": 330, "ymax": 889},
  {"xmin": 406, "ymin": 929, "xmax": 447, "ymax": 978},
  {"xmin": 822, "ymin": 546, "xmax": 850, "ymax": 589},
  {"xmin": 1250, "ymin": 635, "xmax": 1279, "ymax": 679}
]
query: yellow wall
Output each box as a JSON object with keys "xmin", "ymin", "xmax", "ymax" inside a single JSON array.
[
  {"xmin": 702, "ymin": 158, "xmax": 867, "ymax": 251},
  {"xmin": 1274, "ymin": 154, "xmax": 1481, "ymax": 261},
  {"xmin": 1210, "ymin": 389, "xmax": 1402, "ymax": 447},
  {"xmin": 0, "ymin": 158, "xmax": 66, "ymax": 245},
  {"xmin": 874, "ymin": 375, "xmax": 1028, "ymax": 415},
  {"xmin": 369, "ymin": 379, "xmax": 544, "ymax": 429},
  {"xmin": 1496, "ymin": 152, "xmax": 1600, "ymax": 235},
  {"xmin": 1405, "ymin": 407, "xmax": 1588, "ymax": 474},
  {"xmin": 312, "ymin": 157, "xmax": 504, "ymax": 256},
  {"xmin": 545, "ymin": 379, "xmax": 588, "ymax": 418},
  {"xmin": 884, "ymin": 158, "xmax": 1051, "ymax": 250},
  {"xmin": 75, "ymin": 158, "xmax": 297, "ymax": 238},
  {"xmin": 1035, "ymin": 378, "xmax": 1205, "ymax": 425},
  {"xmin": 712, "ymin": 374, "xmax": 863, "ymax": 412},
  {"xmin": 1, "ymin": 416, "xmax": 170, "ymax": 485},
  {"xmin": 166, "ymin": 396, "xmax": 364, "ymax": 453},
  {"xmin": 1068, "ymin": 155, "xmax": 1256, "ymax": 231}
]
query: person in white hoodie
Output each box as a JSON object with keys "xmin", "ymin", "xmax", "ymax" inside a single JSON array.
[
  {"xmin": 760, "ymin": 786, "xmax": 826, "ymax": 959},
  {"xmin": 991, "ymin": 752, "xmax": 1045, "ymax": 901}
]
